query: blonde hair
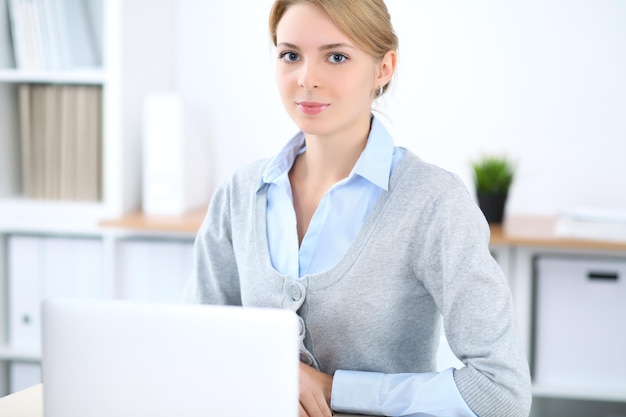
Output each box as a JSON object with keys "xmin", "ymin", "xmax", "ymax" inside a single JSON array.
[{"xmin": 269, "ymin": 0, "xmax": 398, "ymax": 94}]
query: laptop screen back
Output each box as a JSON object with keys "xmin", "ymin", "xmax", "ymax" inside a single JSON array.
[{"xmin": 42, "ymin": 299, "xmax": 299, "ymax": 417}]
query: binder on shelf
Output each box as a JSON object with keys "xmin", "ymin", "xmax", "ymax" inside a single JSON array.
[
  {"xmin": 43, "ymin": 84, "xmax": 60, "ymax": 200},
  {"xmin": 6, "ymin": 0, "xmax": 100, "ymax": 71},
  {"xmin": 6, "ymin": 0, "xmax": 26, "ymax": 68},
  {"xmin": 30, "ymin": 84, "xmax": 45, "ymax": 199},
  {"xmin": 74, "ymin": 85, "xmax": 89, "ymax": 200},
  {"xmin": 26, "ymin": 0, "xmax": 46, "ymax": 70},
  {"xmin": 38, "ymin": 0, "xmax": 61, "ymax": 70},
  {"xmin": 74, "ymin": 85, "xmax": 102, "ymax": 201},
  {"xmin": 18, "ymin": 84, "xmax": 33, "ymax": 197},
  {"xmin": 555, "ymin": 208, "xmax": 626, "ymax": 243},
  {"xmin": 142, "ymin": 92, "xmax": 211, "ymax": 216},
  {"xmin": 58, "ymin": 85, "xmax": 75, "ymax": 200},
  {"xmin": 0, "ymin": 0, "xmax": 15, "ymax": 67},
  {"xmin": 56, "ymin": 0, "xmax": 99, "ymax": 69},
  {"xmin": 17, "ymin": 84, "xmax": 102, "ymax": 202}
]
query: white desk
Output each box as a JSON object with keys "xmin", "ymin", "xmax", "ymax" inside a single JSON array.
[{"xmin": 0, "ymin": 384, "xmax": 362, "ymax": 417}]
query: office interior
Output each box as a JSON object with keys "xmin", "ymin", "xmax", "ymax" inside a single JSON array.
[{"xmin": 0, "ymin": 1, "xmax": 625, "ymax": 416}]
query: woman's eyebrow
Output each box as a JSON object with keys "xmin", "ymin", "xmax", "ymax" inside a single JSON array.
[
  {"xmin": 277, "ymin": 42, "xmax": 301, "ymax": 50},
  {"xmin": 277, "ymin": 42, "xmax": 356, "ymax": 51},
  {"xmin": 319, "ymin": 43, "xmax": 356, "ymax": 51}
]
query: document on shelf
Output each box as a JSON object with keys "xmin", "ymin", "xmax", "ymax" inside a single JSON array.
[{"xmin": 555, "ymin": 208, "xmax": 626, "ymax": 242}]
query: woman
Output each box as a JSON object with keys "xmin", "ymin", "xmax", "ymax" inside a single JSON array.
[{"xmin": 184, "ymin": 1, "xmax": 532, "ymax": 416}]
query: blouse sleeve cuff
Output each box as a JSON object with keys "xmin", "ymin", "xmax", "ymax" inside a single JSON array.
[{"xmin": 331, "ymin": 370, "xmax": 384, "ymax": 415}]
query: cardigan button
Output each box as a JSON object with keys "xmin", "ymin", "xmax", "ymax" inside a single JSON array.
[
  {"xmin": 300, "ymin": 352, "xmax": 313, "ymax": 365},
  {"xmin": 289, "ymin": 282, "xmax": 303, "ymax": 301},
  {"xmin": 297, "ymin": 316, "xmax": 305, "ymax": 338}
]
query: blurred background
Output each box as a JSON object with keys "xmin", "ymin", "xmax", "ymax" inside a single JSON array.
[
  {"xmin": 174, "ymin": 0, "xmax": 626, "ymax": 216},
  {"xmin": 0, "ymin": 1, "xmax": 624, "ymax": 416}
]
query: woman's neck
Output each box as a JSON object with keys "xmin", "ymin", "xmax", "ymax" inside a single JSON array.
[{"xmin": 294, "ymin": 117, "xmax": 372, "ymax": 185}]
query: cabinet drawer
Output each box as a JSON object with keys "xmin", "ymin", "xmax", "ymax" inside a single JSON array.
[{"xmin": 533, "ymin": 256, "xmax": 626, "ymax": 393}]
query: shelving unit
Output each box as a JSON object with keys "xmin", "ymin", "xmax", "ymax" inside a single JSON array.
[
  {"xmin": 0, "ymin": 0, "xmax": 176, "ymax": 223},
  {"xmin": 0, "ymin": 0, "xmax": 181, "ymax": 396}
]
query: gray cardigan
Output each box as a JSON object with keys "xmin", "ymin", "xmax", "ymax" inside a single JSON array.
[{"xmin": 184, "ymin": 150, "xmax": 532, "ymax": 417}]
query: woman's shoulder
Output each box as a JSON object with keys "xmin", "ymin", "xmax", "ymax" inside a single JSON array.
[
  {"xmin": 218, "ymin": 158, "xmax": 272, "ymax": 192},
  {"xmin": 393, "ymin": 149, "xmax": 467, "ymax": 193},
  {"xmin": 233, "ymin": 158, "xmax": 272, "ymax": 182}
]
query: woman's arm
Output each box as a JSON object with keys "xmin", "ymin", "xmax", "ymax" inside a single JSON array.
[
  {"xmin": 183, "ymin": 181, "xmax": 242, "ymax": 306},
  {"xmin": 413, "ymin": 183, "xmax": 532, "ymax": 417},
  {"xmin": 331, "ymin": 182, "xmax": 531, "ymax": 417}
]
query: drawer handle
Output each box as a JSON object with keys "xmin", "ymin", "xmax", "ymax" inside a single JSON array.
[{"xmin": 587, "ymin": 271, "xmax": 619, "ymax": 281}]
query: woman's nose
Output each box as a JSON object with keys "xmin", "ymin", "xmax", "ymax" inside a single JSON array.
[{"xmin": 298, "ymin": 60, "xmax": 320, "ymax": 90}]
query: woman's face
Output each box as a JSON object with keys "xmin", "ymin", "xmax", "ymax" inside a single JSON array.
[{"xmin": 275, "ymin": 3, "xmax": 385, "ymax": 139}]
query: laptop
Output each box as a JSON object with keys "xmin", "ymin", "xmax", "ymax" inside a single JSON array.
[{"xmin": 41, "ymin": 298, "xmax": 299, "ymax": 417}]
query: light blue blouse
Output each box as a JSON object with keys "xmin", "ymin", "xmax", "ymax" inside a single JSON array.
[{"xmin": 261, "ymin": 117, "xmax": 402, "ymax": 278}]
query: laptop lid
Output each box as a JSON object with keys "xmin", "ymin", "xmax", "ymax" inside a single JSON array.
[{"xmin": 41, "ymin": 298, "xmax": 299, "ymax": 417}]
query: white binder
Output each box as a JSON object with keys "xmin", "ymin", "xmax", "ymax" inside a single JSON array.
[{"xmin": 142, "ymin": 93, "xmax": 211, "ymax": 216}]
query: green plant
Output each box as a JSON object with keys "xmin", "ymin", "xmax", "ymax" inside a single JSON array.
[{"xmin": 472, "ymin": 155, "xmax": 515, "ymax": 195}]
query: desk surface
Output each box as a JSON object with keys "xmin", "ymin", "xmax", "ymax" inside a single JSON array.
[
  {"xmin": 0, "ymin": 384, "xmax": 361, "ymax": 417},
  {"xmin": 0, "ymin": 384, "xmax": 43, "ymax": 417},
  {"xmin": 490, "ymin": 216, "xmax": 626, "ymax": 251}
]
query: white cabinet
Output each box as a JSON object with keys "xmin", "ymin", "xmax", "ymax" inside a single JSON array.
[
  {"xmin": 533, "ymin": 255, "xmax": 626, "ymax": 399},
  {"xmin": 5, "ymin": 234, "xmax": 104, "ymax": 392},
  {"xmin": 8, "ymin": 235, "xmax": 105, "ymax": 353}
]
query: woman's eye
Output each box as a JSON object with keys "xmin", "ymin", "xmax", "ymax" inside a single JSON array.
[
  {"xmin": 328, "ymin": 53, "xmax": 348, "ymax": 64},
  {"xmin": 280, "ymin": 52, "xmax": 300, "ymax": 62}
]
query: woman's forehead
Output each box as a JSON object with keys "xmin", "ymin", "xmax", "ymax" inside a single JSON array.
[{"xmin": 275, "ymin": 2, "xmax": 353, "ymax": 48}]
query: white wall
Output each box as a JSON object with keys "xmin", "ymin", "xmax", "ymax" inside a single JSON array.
[{"xmin": 174, "ymin": 0, "xmax": 626, "ymax": 216}]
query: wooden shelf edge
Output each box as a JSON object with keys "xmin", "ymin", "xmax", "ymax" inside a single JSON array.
[
  {"xmin": 490, "ymin": 216, "xmax": 626, "ymax": 252},
  {"xmin": 99, "ymin": 209, "xmax": 207, "ymax": 233}
]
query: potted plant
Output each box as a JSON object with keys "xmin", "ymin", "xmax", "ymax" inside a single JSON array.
[{"xmin": 471, "ymin": 155, "xmax": 515, "ymax": 224}]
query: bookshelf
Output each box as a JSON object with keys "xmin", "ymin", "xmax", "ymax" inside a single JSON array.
[
  {"xmin": 0, "ymin": 0, "xmax": 107, "ymax": 229},
  {"xmin": 0, "ymin": 0, "xmax": 179, "ymax": 395},
  {"xmin": 0, "ymin": 0, "xmax": 176, "ymax": 228}
]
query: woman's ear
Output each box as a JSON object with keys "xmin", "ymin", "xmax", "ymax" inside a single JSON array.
[{"xmin": 377, "ymin": 50, "xmax": 397, "ymax": 87}]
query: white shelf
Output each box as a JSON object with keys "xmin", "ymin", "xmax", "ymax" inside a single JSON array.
[
  {"xmin": 0, "ymin": 198, "xmax": 108, "ymax": 234},
  {"xmin": 0, "ymin": 68, "xmax": 106, "ymax": 85}
]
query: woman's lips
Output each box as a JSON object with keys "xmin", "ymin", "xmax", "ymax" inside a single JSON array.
[{"xmin": 297, "ymin": 101, "xmax": 330, "ymax": 115}]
